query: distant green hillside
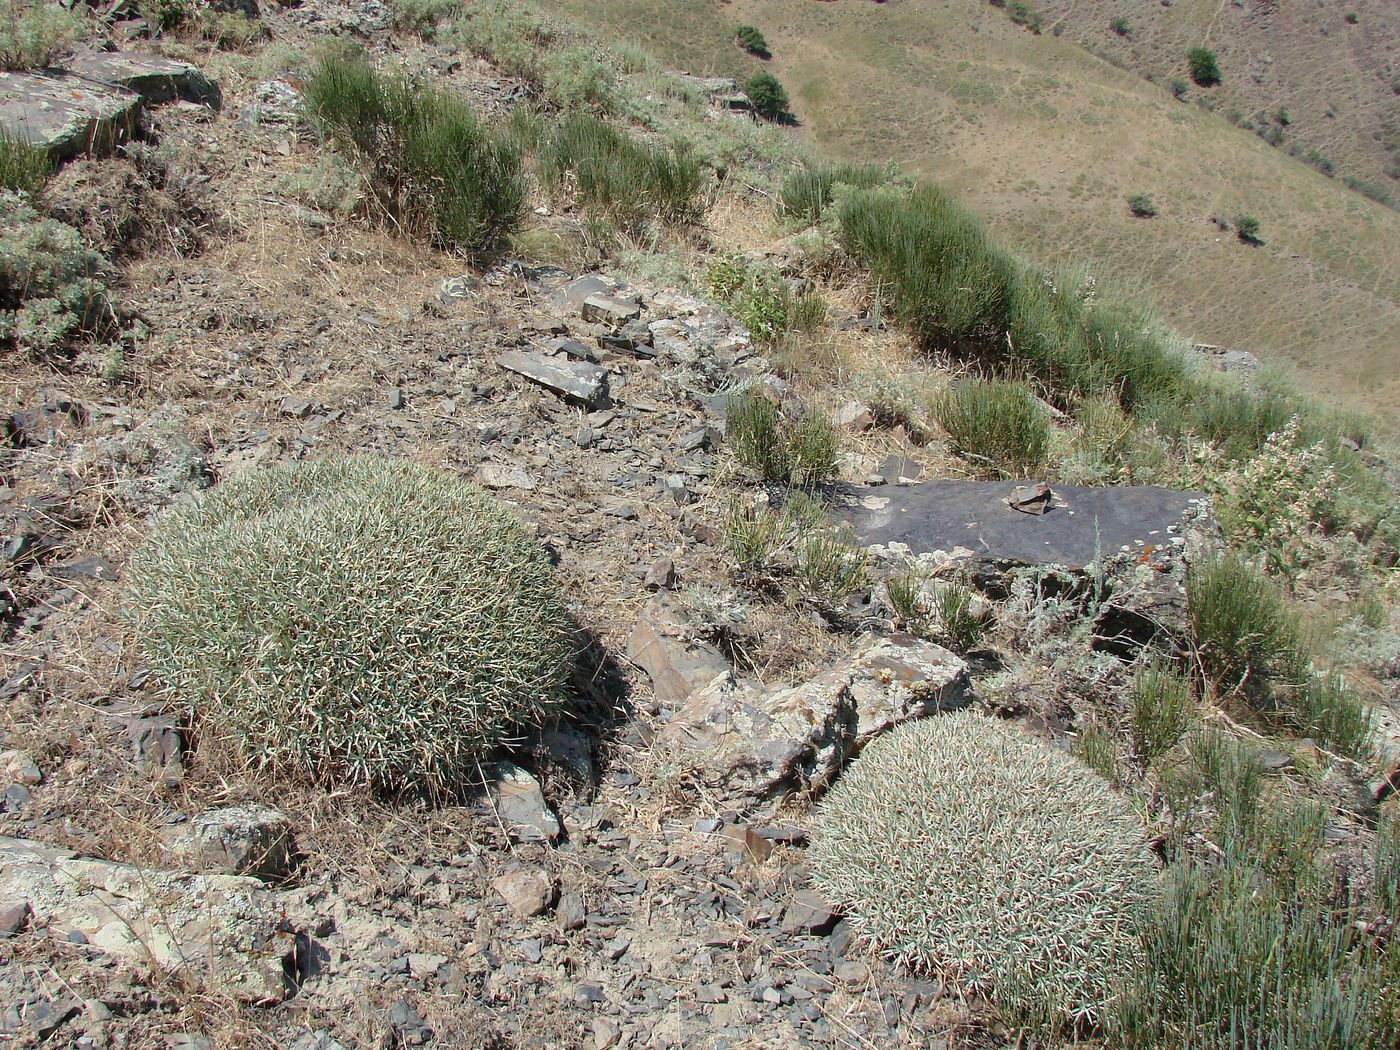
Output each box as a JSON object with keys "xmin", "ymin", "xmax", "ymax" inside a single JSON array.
[{"xmin": 547, "ymin": 0, "xmax": 1400, "ymax": 420}]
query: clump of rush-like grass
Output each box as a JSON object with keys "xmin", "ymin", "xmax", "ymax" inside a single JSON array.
[
  {"xmin": 304, "ymin": 51, "xmax": 524, "ymax": 257},
  {"xmin": 1113, "ymin": 731, "xmax": 1395, "ymax": 1049},
  {"xmin": 1187, "ymin": 554, "xmax": 1372, "ymax": 757},
  {"xmin": 0, "ymin": 128, "xmax": 51, "ymax": 195},
  {"xmin": 724, "ymin": 389, "xmax": 839, "ymax": 487},
  {"xmin": 932, "ymin": 377, "xmax": 1051, "ymax": 478},
  {"xmin": 778, "ymin": 161, "xmax": 890, "ymax": 226},
  {"xmin": 538, "ymin": 112, "xmax": 706, "ymax": 236}
]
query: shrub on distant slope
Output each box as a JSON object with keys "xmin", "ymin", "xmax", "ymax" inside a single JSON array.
[
  {"xmin": 127, "ymin": 457, "xmax": 574, "ymax": 793},
  {"xmin": 1234, "ymin": 213, "xmax": 1261, "ymax": 243},
  {"xmin": 1126, "ymin": 193, "xmax": 1156, "ymax": 218},
  {"xmin": 305, "ymin": 52, "xmax": 524, "ymax": 256},
  {"xmin": 735, "ymin": 24, "xmax": 770, "ymax": 58},
  {"xmin": 744, "ymin": 72, "xmax": 789, "ymax": 121},
  {"xmin": 1187, "ymin": 47, "xmax": 1220, "ymax": 86},
  {"xmin": 811, "ymin": 712, "xmax": 1156, "ymax": 1031}
]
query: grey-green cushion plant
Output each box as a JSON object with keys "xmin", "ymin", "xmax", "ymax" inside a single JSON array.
[
  {"xmin": 127, "ymin": 456, "xmax": 574, "ymax": 793},
  {"xmin": 810, "ymin": 711, "xmax": 1157, "ymax": 1030}
]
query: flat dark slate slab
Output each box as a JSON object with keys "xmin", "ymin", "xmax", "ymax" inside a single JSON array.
[{"xmin": 839, "ymin": 481, "xmax": 1207, "ymax": 571}]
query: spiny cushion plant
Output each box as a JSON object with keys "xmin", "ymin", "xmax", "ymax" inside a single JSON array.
[
  {"xmin": 127, "ymin": 457, "xmax": 574, "ymax": 793},
  {"xmin": 810, "ymin": 712, "xmax": 1156, "ymax": 1029}
]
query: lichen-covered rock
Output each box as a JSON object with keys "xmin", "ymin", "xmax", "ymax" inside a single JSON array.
[
  {"xmin": 657, "ymin": 635, "xmax": 970, "ymax": 810},
  {"xmin": 0, "ymin": 836, "xmax": 290, "ymax": 1002},
  {"xmin": 159, "ymin": 805, "xmax": 295, "ymax": 880}
]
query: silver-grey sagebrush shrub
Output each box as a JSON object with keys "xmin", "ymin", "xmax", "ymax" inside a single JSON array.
[
  {"xmin": 127, "ymin": 456, "xmax": 573, "ymax": 793},
  {"xmin": 810, "ymin": 711, "xmax": 1157, "ymax": 1029}
]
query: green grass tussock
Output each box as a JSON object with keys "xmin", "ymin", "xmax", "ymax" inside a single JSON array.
[
  {"xmin": 305, "ymin": 51, "xmax": 525, "ymax": 257},
  {"xmin": 127, "ymin": 456, "xmax": 574, "ymax": 794},
  {"xmin": 778, "ymin": 162, "xmax": 890, "ymax": 226},
  {"xmin": 1115, "ymin": 733, "xmax": 1395, "ymax": 1048},
  {"xmin": 932, "ymin": 377, "xmax": 1051, "ymax": 478},
  {"xmin": 1187, "ymin": 554, "xmax": 1372, "ymax": 757},
  {"xmin": 539, "ymin": 112, "xmax": 706, "ymax": 235},
  {"xmin": 0, "ymin": 127, "xmax": 51, "ymax": 196},
  {"xmin": 724, "ymin": 390, "xmax": 839, "ymax": 487},
  {"xmin": 812, "ymin": 712, "xmax": 1156, "ymax": 1032}
]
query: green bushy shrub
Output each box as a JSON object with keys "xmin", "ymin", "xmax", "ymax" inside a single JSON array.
[
  {"xmin": 812, "ymin": 712, "xmax": 1156, "ymax": 1030},
  {"xmin": 933, "ymin": 378, "xmax": 1051, "ymax": 478},
  {"xmin": 1188, "ymin": 553, "xmax": 1301, "ymax": 691},
  {"xmin": 539, "ymin": 112, "xmax": 705, "ymax": 235},
  {"xmin": 734, "ymin": 24, "xmax": 770, "ymax": 58},
  {"xmin": 0, "ymin": 0, "xmax": 82, "ymax": 69},
  {"xmin": 0, "ymin": 191, "xmax": 113, "ymax": 356},
  {"xmin": 1234, "ymin": 213, "xmax": 1261, "ymax": 243},
  {"xmin": 725, "ymin": 390, "xmax": 839, "ymax": 486},
  {"xmin": 390, "ymin": 0, "xmax": 462, "ymax": 39},
  {"xmin": 1008, "ymin": 0, "xmax": 1042, "ymax": 32},
  {"xmin": 305, "ymin": 52, "xmax": 524, "ymax": 257},
  {"xmin": 1126, "ymin": 193, "xmax": 1156, "ymax": 218},
  {"xmin": 1187, "ymin": 47, "xmax": 1220, "ymax": 86},
  {"xmin": 778, "ymin": 162, "xmax": 888, "ymax": 226},
  {"xmin": 0, "ymin": 127, "xmax": 50, "ymax": 195},
  {"xmin": 127, "ymin": 457, "xmax": 573, "ymax": 793},
  {"xmin": 743, "ymin": 72, "xmax": 789, "ymax": 121}
]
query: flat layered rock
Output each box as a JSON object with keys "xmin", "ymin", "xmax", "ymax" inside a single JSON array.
[
  {"xmin": 68, "ymin": 50, "xmax": 220, "ymax": 107},
  {"xmin": 496, "ymin": 350, "xmax": 610, "ymax": 409},
  {"xmin": 0, "ymin": 70, "xmax": 139, "ymax": 159},
  {"xmin": 0, "ymin": 836, "xmax": 290, "ymax": 1002},
  {"xmin": 841, "ymin": 481, "xmax": 1210, "ymax": 573},
  {"xmin": 843, "ymin": 480, "xmax": 1217, "ymax": 647},
  {"xmin": 627, "ymin": 595, "xmax": 731, "ymax": 710}
]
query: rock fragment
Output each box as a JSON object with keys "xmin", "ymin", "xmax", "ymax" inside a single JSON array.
[
  {"xmin": 496, "ymin": 350, "xmax": 610, "ymax": 410},
  {"xmin": 0, "ymin": 836, "xmax": 290, "ymax": 1002},
  {"xmin": 493, "ymin": 868, "xmax": 554, "ymax": 917},
  {"xmin": 159, "ymin": 805, "xmax": 295, "ymax": 880}
]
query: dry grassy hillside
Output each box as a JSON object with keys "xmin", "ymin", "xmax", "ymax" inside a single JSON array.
[
  {"xmin": 548, "ymin": 0, "xmax": 1400, "ymax": 420},
  {"xmin": 1036, "ymin": 0, "xmax": 1400, "ymax": 200}
]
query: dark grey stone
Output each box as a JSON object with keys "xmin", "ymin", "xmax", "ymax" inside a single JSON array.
[
  {"xmin": 840, "ymin": 481, "xmax": 1207, "ymax": 574},
  {"xmin": 67, "ymin": 50, "xmax": 220, "ymax": 108}
]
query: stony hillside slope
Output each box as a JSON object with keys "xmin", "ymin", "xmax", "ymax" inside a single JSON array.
[
  {"xmin": 0, "ymin": 0, "xmax": 1398, "ymax": 1048},
  {"xmin": 548, "ymin": 0, "xmax": 1400, "ymax": 418}
]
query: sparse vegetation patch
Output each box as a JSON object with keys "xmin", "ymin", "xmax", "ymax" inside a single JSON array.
[{"xmin": 305, "ymin": 52, "xmax": 525, "ymax": 256}]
